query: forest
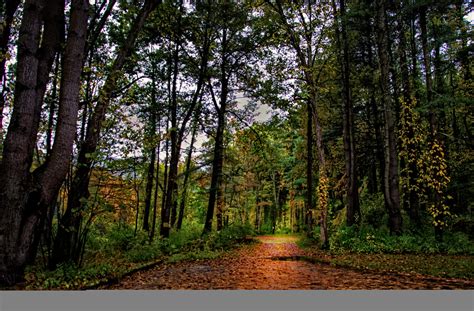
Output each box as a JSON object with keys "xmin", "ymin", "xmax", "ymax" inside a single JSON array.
[{"xmin": 0, "ymin": 0, "xmax": 473, "ymax": 290}]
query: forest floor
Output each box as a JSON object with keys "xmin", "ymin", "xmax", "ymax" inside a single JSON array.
[{"xmin": 104, "ymin": 235, "xmax": 474, "ymax": 289}]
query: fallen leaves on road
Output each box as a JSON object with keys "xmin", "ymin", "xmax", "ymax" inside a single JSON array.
[{"xmin": 105, "ymin": 235, "xmax": 474, "ymax": 290}]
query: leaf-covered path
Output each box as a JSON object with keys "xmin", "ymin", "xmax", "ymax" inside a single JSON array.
[{"xmin": 105, "ymin": 236, "xmax": 474, "ymax": 289}]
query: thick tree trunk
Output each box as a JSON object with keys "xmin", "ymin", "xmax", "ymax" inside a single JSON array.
[
  {"xmin": 333, "ymin": 0, "xmax": 360, "ymax": 226},
  {"xmin": 376, "ymin": 0, "xmax": 402, "ymax": 235},
  {"xmin": 50, "ymin": 0, "xmax": 159, "ymax": 267},
  {"xmin": 0, "ymin": 0, "xmax": 88, "ymax": 284}
]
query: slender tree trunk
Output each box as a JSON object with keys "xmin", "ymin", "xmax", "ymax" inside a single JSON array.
[
  {"xmin": 166, "ymin": 2, "xmax": 182, "ymax": 232},
  {"xmin": 419, "ymin": 6, "xmax": 436, "ymax": 135},
  {"xmin": 203, "ymin": 101, "xmax": 227, "ymax": 234},
  {"xmin": 50, "ymin": 0, "xmax": 158, "ymax": 267},
  {"xmin": 333, "ymin": 0, "xmax": 360, "ymax": 226},
  {"xmin": 149, "ymin": 132, "xmax": 161, "ymax": 241},
  {"xmin": 304, "ymin": 100, "xmax": 314, "ymax": 232},
  {"xmin": 203, "ymin": 26, "xmax": 228, "ymax": 235},
  {"xmin": 0, "ymin": 0, "xmax": 21, "ymax": 138},
  {"xmin": 133, "ymin": 166, "xmax": 141, "ymax": 236},
  {"xmin": 176, "ymin": 109, "xmax": 200, "ymax": 230},
  {"xmin": 216, "ymin": 175, "xmax": 225, "ymax": 231},
  {"xmin": 143, "ymin": 120, "xmax": 156, "ymax": 231},
  {"xmin": 311, "ymin": 99, "xmax": 329, "ymax": 247},
  {"xmin": 397, "ymin": 0, "xmax": 420, "ymax": 226},
  {"xmin": 45, "ymin": 55, "xmax": 60, "ymax": 157},
  {"xmin": 143, "ymin": 69, "xmax": 158, "ymax": 231},
  {"xmin": 254, "ymin": 186, "xmax": 260, "ymax": 232},
  {"xmin": 376, "ymin": 0, "xmax": 402, "ymax": 235}
]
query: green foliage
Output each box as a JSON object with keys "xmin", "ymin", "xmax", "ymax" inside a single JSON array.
[
  {"xmin": 161, "ymin": 223, "xmax": 203, "ymax": 254},
  {"xmin": 25, "ymin": 263, "xmax": 117, "ymax": 290},
  {"xmin": 329, "ymin": 225, "xmax": 474, "ymax": 255},
  {"xmin": 206, "ymin": 223, "xmax": 255, "ymax": 250},
  {"xmin": 359, "ymin": 193, "xmax": 387, "ymax": 229},
  {"xmin": 125, "ymin": 243, "xmax": 162, "ymax": 263},
  {"xmin": 106, "ymin": 224, "xmax": 143, "ymax": 252},
  {"xmin": 167, "ymin": 250, "xmax": 222, "ymax": 263}
]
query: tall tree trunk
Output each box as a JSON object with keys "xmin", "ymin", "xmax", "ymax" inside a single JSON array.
[
  {"xmin": 45, "ymin": 55, "xmax": 60, "ymax": 157},
  {"xmin": 310, "ymin": 99, "xmax": 329, "ymax": 248},
  {"xmin": 149, "ymin": 128, "xmax": 161, "ymax": 241},
  {"xmin": 419, "ymin": 6, "xmax": 436, "ymax": 135},
  {"xmin": 376, "ymin": 0, "xmax": 402, "ymax": 235},
  {"xmin": 165, "ymin": 0, "xmax": 211, "ymax": 233},
  {"xmin": 160, "ymin": 130, "xmax": 170, "ymax": 235},
  {"xmin": 50, "ymin": 0, "xmax": 159, "ymax": 267},
  {"xmin": 143, "ymin": 113, "xmax": 156, "ymax": 231},
  {"xmin": 254, "ymin": 186, "xmax": 261, "ymax": 232},
  {"xmin": 305, "ymin": 100, "xmax": 314, "ymax": 231},
  {"xmin": 143, "ymin": 66, "xmax": 158, "ymax": 231},
  {"xmin": 397, "ymin": 0, "xmax": 420, "ymax": 226},
  {"xmin": 203, "ymin": 99, "xmax": 227, "ymax": 234},
  {"xmin": 333, "ymin": 0, "xmax": 360, "ymax": 226},
  {"xmin": 203, "ymin": 25, "xmax": 228, "ymax": 235},
  {"xmin": 0, "ymin": 0, "xmax": 88, "ymax": 285},
  {"xmin": 166, "ymin": 2, "xmax": 183, "ymax": 232},
  {"xmin": 176, "ymin": 109, "xmax": 200, "ymax": 230}
]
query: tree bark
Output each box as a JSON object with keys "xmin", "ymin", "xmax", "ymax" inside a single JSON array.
[
  {"xmin": 376, "ymin": 0, "xmax": 402, "ymax": 235},
  {"xmin": 0, "ymin": 0, "xmax": 88, "ymax": 284},
  {"xmin": 419, "ymin": 6, "xmax": 436, "ymax": 135},
  {"xmin": 397, "ymin": 0, "xmax": 420, "ymax": 226},
  {"xmin": 333, "ymin": 0, "xmax": 360, "ymax": 226},
  {"xmin": 176, "ymin": 109, "xmax": 200, "ymax": 230},
  {"xmin": 203, "ymin": 25, "xmax": 228, "ymax": 235},
  {"xmin": 143, "ymin": 112, "xmax": 157, "ymax": 231},
  {"xmin": 166, "ymin": 2, "xmax": 183, "ymax": 232},
  {"xmin": 0, "ymin": 0, "xmax": 21, "ymax": 137},
  {"xmin": 50, "ymin": 0, "xmax": 159, "ymax": 267},
  {"xmin": 305, "ymin": 100, "xmax": 314, "ymax": 231},
  {"xmin": 143, "ymin": 64, "xmax": 158, "ymax": 231}
]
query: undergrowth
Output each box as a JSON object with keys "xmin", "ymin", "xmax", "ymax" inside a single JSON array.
[{"xmin": 25, "ymin": 222, "xmax": 255, "ymax": 290}]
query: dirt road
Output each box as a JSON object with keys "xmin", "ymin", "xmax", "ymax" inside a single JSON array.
[{"xmin": 105, "ymin": 235, "xmax": 474, "ymax": 289}]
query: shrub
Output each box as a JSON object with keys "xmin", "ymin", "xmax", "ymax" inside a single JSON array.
[
  {"xmin": 125, "ymin": 243, "xmax": 163, "ymax": 263},
  {"xmin": 208, "ymin": 223, "xmax": 255, "ymax": 250},
  {"xmin": 25, "ymin": 263, "xmax": 116, "ymax": 290},
  {"xmin": 359, "ymin": 193, "xmax": 386, "ymax": 229},
  {"xmin": 161, "ymin": 223, "xmax": 203, "ymax": 254},
  {"xmin": 329, "ymin": 224, "xmax": 474, "ymax": 255},
  {"xmin": 107, "ymin": 224, "xmax": 145, "ymax": 252}
]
